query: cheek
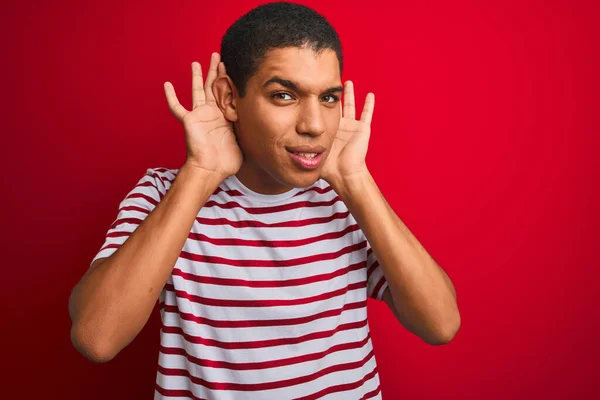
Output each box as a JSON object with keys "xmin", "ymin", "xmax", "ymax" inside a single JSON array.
[
  {"xmin": 253, "ymin": 105, "xmax": 293, "ymax": 146},
  {"xmin": 237, "ymin": 105, "xmax": 290, "ymax": 158}
]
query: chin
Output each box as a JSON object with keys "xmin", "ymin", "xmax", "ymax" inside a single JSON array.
[{"xmin": 278, "ymin": 169, "xmax": 322, "ymax": 188}]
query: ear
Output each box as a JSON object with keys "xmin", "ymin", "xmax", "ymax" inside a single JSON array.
[{"xmin": 212, "ymin": 64, "xmax": 239, "ymax": 123}]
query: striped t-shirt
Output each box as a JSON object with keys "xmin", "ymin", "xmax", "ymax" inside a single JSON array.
[{"xmin": 91, "ymin": 167, "xmax": 389, "ymax": 399}]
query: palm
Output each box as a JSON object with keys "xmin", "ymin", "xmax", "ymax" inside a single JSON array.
[
  {"xmin": 164, "ymin": 53, "xmax": 243, "ymax": 179},
  {"xmin": 321, "ymin": 81, "xmax": 375, "ymax": 183},
  {"xmin": 182, "ymin": 103, "xmax": 240, "ymax": 174}
]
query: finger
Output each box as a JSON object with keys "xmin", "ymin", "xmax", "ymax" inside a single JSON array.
[
  {"xmin": 360, "ymin": 93, "xmax": 375, "ymax": 125},
  {"xmin": 204, "ymin": 53, "xmax": 220, "ymax": 104},
  {"xmin": 191, "ymin": 61, "xmax": 205, "ymax": 108},
  {"xmin": 164, "ymin": 81, "xmax": 189, "ymax": 121},
  {"xmin": 218, "ymin": 61, "xmax": 228, "ymax": 78},
  {"xmin": 343, "ymin": 80, "xmax": 355, "ymax": 119},
  {"xmin": 212, "ymin": 62, "xmax": 224, "ymax": 101}
]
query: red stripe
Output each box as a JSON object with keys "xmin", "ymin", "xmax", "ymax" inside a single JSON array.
[
  {"xmin": 109, "ymin": 217, "xmax": 143, "ymax": 230},
  {"xmin": 366, "ymin": 261, "xmax": 379, "ymax": 281},
  {"xmin": 118, "ymin": 205, "xmax": 150, "ymax": 215},
  {"xmin": 106, "ymin": 231, "xmax": 130, "ymax": 238},
  {"xmin": 98, "ymin": 243, "xmax": 120, "ymax": 252},
  {"xmin": 293, "ymin": 185, "xmax": 334, "ymax": 196},
  {"xmin": 171, "ymin": 260, "xmax": 365, "ymax": 288},
  {"xmin": 158, "ymin": 333, "xmax": 371, "ymax": 371},
  {"xmin": 294, "ymin": 363, "xmax": 379, "ymax": 400},
  {"xmin": 155, "ymin": 383, "xmax": 206, "ymax": 399},
  {"xmin": 133, "ymin": 179, "xmax": 164, "ymax": 200},
  {"xmin": 196, "ymin": 210, "xmax": 351, "ymax": 228},
  {"xmin": 149, "ymin": 171, "xmax": 174, "ymax": 184},
  {"xmin": 362, "ymin": 384, "xmax": 382, "ymax": 399},
  {"xmin": 156, "ymin": 350, "xmax": 374, "ymax": 392},
  {"xmin": 161, "ymin": 300, "xmax": 367, "ymax": 329},
  {"xmin": 212, "ymin": 187, "xmax": 244, "ymax": 197},
  {"xmin": 188, "ymin": 224, "xmax": 360, "ymax": 247},
  {"xmin": 372, "ymin": 276, "xmax": 387, "ymax": 300},
  {"xmin": 163, "ymin": 280, "xmax": 366, "ymax": 308},
  {"xmin": 179, "ymin": 241, "xmax": 366, "ymax": 267},
  {"xmin": 160, "ymin": 318, "xmax": 368, "ymax": 349},
  {"xmin": 109, "ymin": 211, "xmax": 351, "ymax": 230},
  {"xmin": 135, "ymin": 180, "xmax": 157, "ymax": 189},
  {"xmin": 124, "ymin": 192, "xmax": 159, "ymax": 206},
  {"xmin": 106, "ymin": 222, "xmax": 359, "ymax": 247},
  {"xmin": 203, "ymin": 196, "xmax": 341, "ymax": 215}
]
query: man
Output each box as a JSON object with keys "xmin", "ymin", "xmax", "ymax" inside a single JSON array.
[{"xmin": 69, "ymin": 2, "xmax": 460, "ymax": 398}]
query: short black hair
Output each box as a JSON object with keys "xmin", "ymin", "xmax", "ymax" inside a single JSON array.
[{"xmin": 220, "ymin": 1, "xmax": 343, "ymax": 98}]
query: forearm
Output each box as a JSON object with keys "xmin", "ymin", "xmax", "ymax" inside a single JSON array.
[
  {"xmin": 69, "ymin": 164, "xmax": 222, "ymax": 361},
  {"xmin": 378, "ymin": 187, "xmax": 457, "ymax": 300},
  {"xmin": 332, "ymin": 171, "xmax": 460, "ymax": 344}
]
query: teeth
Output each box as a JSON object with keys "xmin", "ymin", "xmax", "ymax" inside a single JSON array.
[{"xmin": 296, "ymin": 152, "xmax": 317, "ymax": 159}]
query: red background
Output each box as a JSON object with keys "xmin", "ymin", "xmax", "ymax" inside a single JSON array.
[{"xmin": 2, "ymin": 0, "xmax": 598, "ymax": 398}]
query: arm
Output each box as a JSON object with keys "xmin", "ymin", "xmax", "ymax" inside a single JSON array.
[
  {"xmin": 320, "ymin": 80, "xmax": 459, "ymax": 345},
  {"xmin": 69, "ymin": 165, "xmax": 221, "ymax": 362},
  {"xmin": 70, "ymin": 53, "xmax": 242, "ymax": 362},
  {"xmin": 332, "ymin": 171, "xmax": 460, "ymax": 345}
]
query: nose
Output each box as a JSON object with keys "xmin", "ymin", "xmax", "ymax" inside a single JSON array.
[{"xmin": 296, "ymin": 99, "xmax": 326, "ymax": 137}]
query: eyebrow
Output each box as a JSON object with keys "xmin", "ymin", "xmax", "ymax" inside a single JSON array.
[{"xmin": 263, "ymin": 76, "xmax": 343, "ymax": 94}]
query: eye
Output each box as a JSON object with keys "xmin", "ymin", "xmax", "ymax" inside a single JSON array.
[
  {"xmin": 272, "ymin": 92, "xmax": 294, "ymax": 101},
  {"xmin": 322, "ymin": 94, "xmax": 340, "ymax": 103}
]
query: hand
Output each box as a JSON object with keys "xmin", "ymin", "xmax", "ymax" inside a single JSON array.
[
  {"xmin": 320, "ymin": 81, "xmax": 375, "ymax": 185},
  {"xmin": 164, "ymin": 52, "xmax": 243, "ymax": 181}
]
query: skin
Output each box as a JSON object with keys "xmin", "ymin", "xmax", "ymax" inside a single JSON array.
[{"xmin": 212, "ymin": 46, "xmax": 343, "ymax": 194}]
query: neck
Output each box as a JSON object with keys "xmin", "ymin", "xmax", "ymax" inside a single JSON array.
[{"xmin": 235, "ymin": 159, "xmax": 294, "ymax": 195}]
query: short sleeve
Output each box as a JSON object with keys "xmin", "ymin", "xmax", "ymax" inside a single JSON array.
[
  {"xmin": 89, "ymin": 168, "xmax": 168, "ymax": 268},
  {"xmin": 366, "ymin": 239, "xmax": 389, "ymax": 301}
]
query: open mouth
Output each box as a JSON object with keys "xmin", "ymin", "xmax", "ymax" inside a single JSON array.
[
  {"xmin": 286, "ymin": 148, "xmax": 324, "ymax": 170},
  {"xmin": 287, "ymin": 150, "xmax": 320, "ymax": 159}
]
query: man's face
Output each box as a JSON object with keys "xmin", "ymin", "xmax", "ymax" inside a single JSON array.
[{"xmin": 233, "ymin": 46, "xmax": 342, "ymax": 194}]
